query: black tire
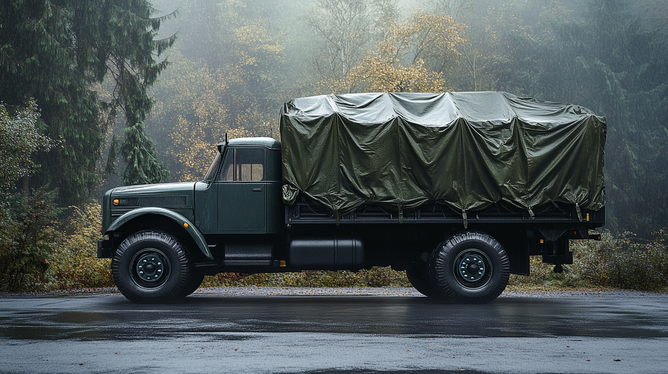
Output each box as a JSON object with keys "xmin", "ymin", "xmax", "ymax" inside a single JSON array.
[
  {"xmin": 180, "ymin": 272, "xmax": 204, "ymax": 297},
  {"xmin": 428, "ymin": 231, "xmax": 510, "ymax": 304},
  {"xmin": 406, "ymin": 261, "xmax": 437, "ymax": 297},
  {"xmin": 112, "ymin": 231, "xmax": 192, "ymax": 303}
]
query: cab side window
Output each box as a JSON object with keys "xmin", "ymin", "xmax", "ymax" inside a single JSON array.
[{"xmin": 218, "ymin": 148, "xmax": 264, "ymax": 181}]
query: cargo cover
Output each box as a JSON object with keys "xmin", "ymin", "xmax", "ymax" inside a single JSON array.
[{"xmin": 280, "ymin": 92, "xmax": 605, "ymax": 218}]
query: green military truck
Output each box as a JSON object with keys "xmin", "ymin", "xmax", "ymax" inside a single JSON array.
[{"xmin": 98, "ymin": 92, "xmax": 605, "ymax": 304}]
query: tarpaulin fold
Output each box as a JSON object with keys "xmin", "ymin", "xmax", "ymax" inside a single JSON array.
[{"xmin": 280, "ymin": 92, "xmax": 605, "ymax": 215}]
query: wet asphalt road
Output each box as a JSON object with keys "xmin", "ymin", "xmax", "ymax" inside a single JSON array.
[{"xmin": 0, "ymin": 288, "xmax": 667, "ymax": 374}]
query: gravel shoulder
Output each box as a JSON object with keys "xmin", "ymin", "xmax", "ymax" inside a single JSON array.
[{"xmin": 1, "ymin": 286, "xmax": 665, "ymax": 299}]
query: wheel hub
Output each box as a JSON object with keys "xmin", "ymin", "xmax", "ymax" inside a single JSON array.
[
  {"xmin": 457, "ymin": 253, "xmax": 487, "ymax": 283},
  {"xmin": 135, "ymin": 252, "xmax": 166, "ymax": 283}
]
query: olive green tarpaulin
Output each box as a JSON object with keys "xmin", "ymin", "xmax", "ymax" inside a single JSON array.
[{"xmin": 280, "ymin": 92, "xmax": 605, "ymax": 217}]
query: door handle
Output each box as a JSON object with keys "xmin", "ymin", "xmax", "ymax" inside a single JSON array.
[{"xmin": 252, "ymin": 187, "xmax": 262, "ymax": 192}]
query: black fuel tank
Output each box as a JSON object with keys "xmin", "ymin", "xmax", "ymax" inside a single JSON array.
[{"xmin": 288, "ymin": 238, "xmax": 364, "ymax": 270}]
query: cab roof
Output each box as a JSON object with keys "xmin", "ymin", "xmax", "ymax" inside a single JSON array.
[{"xmin": 217, "ymin": 137, "xmax": 281, "ymax": 151}]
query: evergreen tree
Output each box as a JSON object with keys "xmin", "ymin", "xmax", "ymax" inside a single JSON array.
[
  {"xmin": 489, "ymin": 0, "xmax": 668, "ymax": 236},
  {"xmin": 121, "ymin": 121, "xmax": 169, "ymax": 185},
  {"xmin": 102, "ymin": 0, "xmax": 173, "ymax": 185},
  {"xmin": 0, "ymin": 0, "xmax": 174, "ymax": 204},
  {"xmin": 0, "ymin": 1, "xmax": 103, "ymax": 203}
]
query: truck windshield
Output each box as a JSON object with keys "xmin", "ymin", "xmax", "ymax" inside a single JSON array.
[{"xmin": 203, "ymin": 152, "xmax": 222, "ymax": 181}]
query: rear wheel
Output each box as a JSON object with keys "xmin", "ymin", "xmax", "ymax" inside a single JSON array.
[
  {"xmin": 112, "ymin": 231, "xmax": 192, "ymax": 303},
  {"xmin": 406, "ymin": 261, "xmax": 437, "ymax": 297},
  {"xmin": 428, "ymin": 231, "xmax": 510, "ymax": 304}
]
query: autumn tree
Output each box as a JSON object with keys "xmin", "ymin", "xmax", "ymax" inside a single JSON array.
[
  {"xmin": 326, "ymin": 10, "xmax": 465, "ymax": 93},
  {"xmin": 220, "ymin": 2, "xmax": 285, "ymax": 132},
  {"xmin": 306, "ymin": 0, "xmax": 400, "ymax": 92},
  {"xmin": 147, "ymin": 0, "xmax": 285, "ymax": 181},
  {"xmin": 307, "ymin": 0, "xmax": 372, "ymax": 84},
  {"xmin": 150, "ymin": 51, "xmax": 234, "ymax": 181},
  {"xmin": 176, "ymin": 0, "xmax": 225, "ymax": 68},
  {"xmin": 424, "ymin": 0, "xmax": 575, "ymax": 92}
]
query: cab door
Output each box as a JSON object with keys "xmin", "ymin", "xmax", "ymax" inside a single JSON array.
[{"xmin": 216, "ymin": 147, "xmax": 267, "ymax": 234}]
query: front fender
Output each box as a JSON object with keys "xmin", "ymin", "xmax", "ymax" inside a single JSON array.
[{"xmin": 106, "ymin": 207, "xmax": 212, "ymax": 260}]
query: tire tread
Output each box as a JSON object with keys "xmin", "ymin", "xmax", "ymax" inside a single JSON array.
[
  {"xmin": 112, "ymin": 231, "xmax": 191, "ymax": 303},
  {"xmin": 428, "ymin": 231, "xmax": 510, "ymax": 304}
]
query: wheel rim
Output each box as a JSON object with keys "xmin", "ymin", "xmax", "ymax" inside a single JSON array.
[
  {"xmin": 453, "ymin": 248, "xmax": 493, "ymax": 289},
  {"xmin": 130, "ymin": 248, "xmax": 171, "ymax": 288}
]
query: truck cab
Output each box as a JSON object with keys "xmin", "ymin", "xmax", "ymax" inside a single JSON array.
[
  {"xmin": 98, "ymin": 137, "xmax": 285, "ymax": 303},
  {"xmin": 195, "ymin": 137, "xmax": 283, "ymax": 235}
]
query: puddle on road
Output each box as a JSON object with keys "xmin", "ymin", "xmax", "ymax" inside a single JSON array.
[{"xmin": 1, "ymin": 295, "xmax": 667, "ymax": 341}]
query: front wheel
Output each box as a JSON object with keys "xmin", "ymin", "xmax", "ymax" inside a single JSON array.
[
  {"xmin": 112, "ymin": 231, "xmax": 192, "ymax": 303},
  {"xmin": 180, "ymin": 272, "xmax": 204, "ymax": 297},
  {"xmin": 428, "ymin": 232, "xmax": 510, "ymax": 304}
]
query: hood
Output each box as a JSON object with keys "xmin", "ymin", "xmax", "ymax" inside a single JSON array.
[{"xmin": 110, "ymin": 182, "xmax": 196, "ymax": 208}]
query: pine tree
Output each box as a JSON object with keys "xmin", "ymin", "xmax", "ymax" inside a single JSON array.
[
  {"xmin": 488, "ymin": 0, "xmax": 668, "ymax": 236},
  {"xmin": 0, "ymin": 0, "xmax": 174, "ymax": 204},
  {"xmin": 0, "ymin": 1, "xmax": 102, "ymax": 203},
  {"xmin": 121, "ymin": 122, "xmax": 169, "ymax": 185},
  {"xmin": 103, "ymin": 0, "xmax": 173, "ymax": 185}
]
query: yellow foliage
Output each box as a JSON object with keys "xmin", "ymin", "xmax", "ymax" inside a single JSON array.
[
  {"xmin": 233, "ymin": 24, "xmax": 285, "ymax": 57},
  {"xmin": 321, "ymin": 10, "xmax": 465, "ymax": 93},
  {"xmin": 48, "ymin": 203, "xmax": 114, "ymax": 289},
  {"xmin": 348, "ymin": 56, "xmax": 446, "ymax": 93},
  {"xmin": 169, "ymin": 116, "xmax": 221, "ymax": 182},
  {"xmin": 150, "ymin": 51, "xmax": 231, "ymax": 181},
  {"xmin": 147, "ymin": 1, "xmax": 284, "ymax": 182}
]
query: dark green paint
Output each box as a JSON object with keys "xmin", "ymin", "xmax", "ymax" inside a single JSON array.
[
  {"xmin": 106, "ymin": 207, "xmax": 211, "ymax": 260},
  {"xmin": 103, "ymin": 137, "xmax": 284, "ymax": 258},
  {"xmin": 217, "ymin": 182, "xmax": 267, "ymax": 233}
]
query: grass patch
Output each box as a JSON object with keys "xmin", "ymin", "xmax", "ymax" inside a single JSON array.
[{"xmin": 201, "ymin": 267, "xmax": 412, "ymax": 288}]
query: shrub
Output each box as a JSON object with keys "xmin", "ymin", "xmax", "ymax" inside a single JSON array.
[
  {"xmin": 0, "ymin": 189, "xmax": 60, "ymax": 292},
  {"xmin": 575, "ymin": 230, "xmax": 668, "ymax": 291},
  {"xmin": 510, "ymin": 230, "xmax": 668, "ymax": 291},
  {"xmin": 0, "ymin": 100, "xmax": 61, "ymax": 190},
  {"xmin": 508, "ymin": 257, "xmax": 564, "ymax": 289},
  {"xmin": 47, "ymin": 203, "xmax": 114, "ymax": 289},
  {"xmin": 359, "ymin": 266, "xmax": 411, "ymax": 287}
]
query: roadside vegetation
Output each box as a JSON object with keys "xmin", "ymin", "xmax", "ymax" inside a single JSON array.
[
  {"xmin": 508, "ymin": 230, "xmax": 668, "ymax": 292},
  {"xmin": 1, "ymin": 201, "xmax": 665, "ymax": 292}
]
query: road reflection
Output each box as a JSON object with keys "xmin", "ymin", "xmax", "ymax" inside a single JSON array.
[{"xmin": 2, "ymin": 293, "xmax": 667, "ymax": 341}]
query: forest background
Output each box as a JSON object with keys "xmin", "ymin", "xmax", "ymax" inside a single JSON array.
[{"xmin": 1, "ymin": 0, "xmax": 667, "ymax": 292}]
